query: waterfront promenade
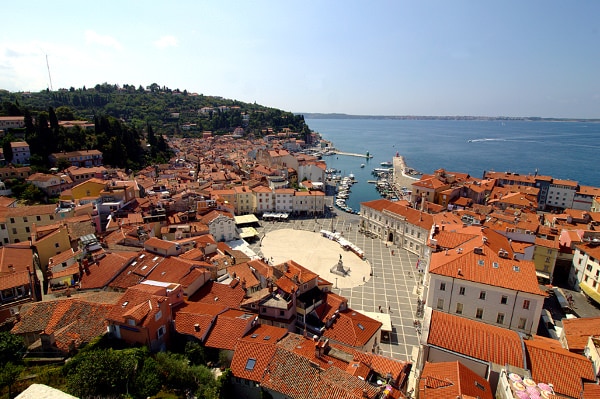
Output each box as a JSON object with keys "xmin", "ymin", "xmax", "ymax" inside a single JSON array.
[{"xmin": 247, "ymin": 210, "xmax": 421, "ymax": 362}]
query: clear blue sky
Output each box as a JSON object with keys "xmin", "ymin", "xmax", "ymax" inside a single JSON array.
[{"xmin": 1, "ymin": 1, "xmax": 599, "ymax": 118}]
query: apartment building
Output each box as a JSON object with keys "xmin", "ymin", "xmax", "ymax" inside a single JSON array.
[
  {"xmin": 572, "ymin": 241, "xmax": 600, "ymax": 305},
  {"xmin": 426, "ymin": 236, "xmax": 545, "ymax": 335}
]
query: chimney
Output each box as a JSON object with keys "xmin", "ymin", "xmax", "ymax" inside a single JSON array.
[{"xmin": 194, "ymin": 323, "xmax": 200, "ymax": 332}]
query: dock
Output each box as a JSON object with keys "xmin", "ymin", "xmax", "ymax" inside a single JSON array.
[{"xmin": 332, "ymin": 150, "xmax": 373, "ymax": 159}]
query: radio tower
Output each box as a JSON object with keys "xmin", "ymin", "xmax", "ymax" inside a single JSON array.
[{"xmin": 45, "ymin": 54, "xmax": 53, "ymax": 91}]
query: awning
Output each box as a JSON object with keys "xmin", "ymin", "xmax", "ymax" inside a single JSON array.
[
  {"xmin": 360, "ymin": 311, "xmax": 392, "ymax": 332},
  {"xmin": 239, "ymin": 227, "xmax": 259, "ymax": 239},
  {"xmin": 579, "ymin": 283, "xmax": 600, "ymax": 305},
  {"xmin": 536, "ymin": 271, "xmax": 551, "ymax": 280},
  {"xmin": 234, "ymin": 214, "xmax": 259, "ymax": 225}
]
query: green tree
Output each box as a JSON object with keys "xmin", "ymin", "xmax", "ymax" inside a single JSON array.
[
  {"xmin": 0, "ymin": 362, "xmax": 24, "ymax": 398},
  {"xmin": 65, "ymin": 348, "xmax": 137, "ymax": 398},
  {"xmin": 55, "ymin": 106, "xmax": 75, "ymax": 121},
  {"xmin": 132, "ymin": 356, "xmax": 162, "ymax": 399},
  {"xmin": 184, "ymin": 341, "xmax": 206, "ymax": 365},
  {"xmin": 21, "ymin": 183, "xmax": 46, "ymax": 203},
  {"xmin": 0, "ymin": 332, "xmax": 24, "ymax": 365},
  {"xmin": 2, "ymin": 137, "xmax": 13, "ymax": 164}
]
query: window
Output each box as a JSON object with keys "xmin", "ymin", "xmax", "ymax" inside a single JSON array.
[
  {"xmin": 261, "ymin": 307, "xmax": 267, "ymax": 313},
  {"xmin": 25, "ymin": 227, "xmax": 30, "ymax": 233},
  {"xmin": 10, "ymin": 218, "xmax": 14, "ymax": 224},
  {"xmin": 11, "ymin": 228, "xmax": 16, "ymax": 234},
  {"xmin": 157, "ymin": 325, "xmax": 166, "ymax": 338},
  {"xmin": 279, "ymin": 310, "xmax": 284, "ymax": 316},
  {"xmin": 245, "ymin": 358, "xmax": 257, "ymax": 371},
  {"xmin": 440, "ymin": 282, "xmax": 446, "ymax": 291},
  {"xmin": 501, "ymin": 295, "xmax": 508, "ymax": 305},
  {"xmin": 523, "ymin": 300, "xmax": 530, "ymax": 310},
  {"xmin": 436, "ymin": 298, "xmax": 444, "ymax": 310},
  {"xmin": 587, "ymin": 264, "xmax": 593, "ymax": 272},
  {"xmin": 54, "ymin": 242, "xmax": 60, "ymax": 248},
  {"xmin": 23, "ymin": 217, "xmax": 28, "ymax": 223},
  {"xmin": 476, "ymin": 308, "xmax": 483, "ymax": 319},
  {"xmin": 459, "ymin": 286, "xmax": 465, "ymax": 295},
  {"xmin": 479, "ymin": 291, "xmax": 486, "ymax": 300},
  {"xmin": 455, "ymin": 303, "xmax": 463, "ymax": 314},
  {"xmin": 518, "ymin": 318, "xmax": 527, "ymax": 330},
  {"xmin": 155, "ymin": 310, "xmax": 162, "ymax": 321},
  {"xmin": 497, "ymin": 313, "xmax": 505, "ymax": 324},
  {"xmin": 36, "ymin": 216, "xmax": 41, "ymax": 221}
]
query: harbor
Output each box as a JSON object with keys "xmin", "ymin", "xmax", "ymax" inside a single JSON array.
[{"xmin": 325, "ymin": 150, "xmax": 420, "ymax": 213}]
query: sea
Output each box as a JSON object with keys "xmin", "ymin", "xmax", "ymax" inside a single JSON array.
[{"xmin": 305, "ymin": 118, "xmax": 600, "ymax": 211}]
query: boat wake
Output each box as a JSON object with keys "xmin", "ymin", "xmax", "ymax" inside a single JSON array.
[{"xmin": 467, "ymin": 138, "xmax": 506, "ymax": 143}]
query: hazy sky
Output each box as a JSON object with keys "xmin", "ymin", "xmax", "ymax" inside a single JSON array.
[{"xmin": 1, "ymin": 1, "xmax": 599, "ymax": 118}]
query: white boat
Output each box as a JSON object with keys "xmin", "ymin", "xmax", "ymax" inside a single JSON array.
[
  {"xmin": 348, "ymin": 173, "xmax": 355, "ymax": 181},
  {"xmin": 360, "ymin": 164, "xmax": 365, "ymax": 168},
  {"xmin": 380, "ymin": 161, "xmax": 393, "ymax": 167}
]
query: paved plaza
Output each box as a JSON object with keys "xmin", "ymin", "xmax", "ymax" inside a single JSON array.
[{"xmin": 247, "ymin": 210, "xmax": 421, "ymax": 362}]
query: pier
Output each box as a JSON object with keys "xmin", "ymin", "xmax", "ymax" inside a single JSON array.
[{"xmin": 332, "ymin": 150, "xmax": 373, "ymax": 159}]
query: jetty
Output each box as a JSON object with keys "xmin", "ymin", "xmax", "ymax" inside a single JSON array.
[{"xmin": 332, "ymin": 150, "xmax": 373, "ymax": 159}]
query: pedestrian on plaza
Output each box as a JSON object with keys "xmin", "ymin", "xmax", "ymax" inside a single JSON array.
[
  {"xmin": 378, "ymin": 305, "xmax": 382, "ymax": 312},
  {"xmin": 388, "ymin": 305, "xmax": 391, "ymax": 313}
]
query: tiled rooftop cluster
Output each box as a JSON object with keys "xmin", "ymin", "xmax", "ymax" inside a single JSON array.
[{"xmin": 1, "ymin": 126, "xmax": 600, "ymax": 398}]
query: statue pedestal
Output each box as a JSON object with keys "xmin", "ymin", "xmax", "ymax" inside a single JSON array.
[{"xmin": 331, "ymin": 258, "xmax": 349, "ymax": 276}]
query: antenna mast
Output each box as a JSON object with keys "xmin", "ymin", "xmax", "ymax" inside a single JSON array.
[{"xmin": 45, "ymin": 54, "xmax": 53, "ymax": 91}]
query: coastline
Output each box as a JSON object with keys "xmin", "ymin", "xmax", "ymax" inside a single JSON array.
[{"xmin": 392, "ymin": 155, "xmax": 419, "ymax": 192}]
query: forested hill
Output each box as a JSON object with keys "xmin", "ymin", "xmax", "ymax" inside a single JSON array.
[
  {"xmin": 0, "ymin": 83, "xmax": 311, "ymax": 170},
  {"xmin": 0, "ymin": 83, "xmax": 310, "ymax": 137}
]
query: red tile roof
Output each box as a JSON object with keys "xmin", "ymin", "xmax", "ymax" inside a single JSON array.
[
  {"xmin": 361, "ymin": 199, "xmax": 434, "ymax": 230},
  {"xmin": 419, "ymin": 361, "xmax": 493, "ymax": 399},
  {"xmin": 173, "ymin": 301, "xmax": 227, "ymax": 341},
  {"xmin": 274, "ymin": 259, "xmax": 319, "ymax": 285},
  {"xmin": 79, "ymin": 252, "xmax": 136, "ymax": 290},
  {"xmin": 106, "ymin": 285, "xmax": 167, "ymax": 327},
  {"xmin": 429, "ymin": 235, "xmax": 545, "ymax": 296},
  {"xmin": 562, "ymin": 317, "xmax": 600, "ymax": 353},
  {"xmin": 188, "ymin": 280, "xmax": 245, "ymax": 309},
  {"xmin": 321, "ymin": 309, "xmax": 381, "ymax": 348},
  {"xmin": 427, "ymin": 311, "xmax": 525, "ymax": 368},
  {"xmin": 261, "ymin": 347, "xmax": 380, "ymax": 399},
  {"xmin": 525, "ymin": 336, "xmax": 595, "ymax": 398},
  {"xmin": 203, "ymin": 309, "xmax": 254, "ymax": 350},
  {"xmin": 231, "ymin": 339, "xmax": 277, "ymax": 381},
  {"xmin": 11, "ymin": 297, "xmax": 116, "ymax": 351}
]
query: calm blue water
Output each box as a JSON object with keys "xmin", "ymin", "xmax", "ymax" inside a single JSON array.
[{"xmin": 306, "ymin": 119, "xmax": 600, "ymax": 211}]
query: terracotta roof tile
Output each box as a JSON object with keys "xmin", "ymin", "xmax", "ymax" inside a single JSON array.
[
  {"xmin": 11, "ymin": 297, "xmax": 115, "ymax": 351},
  {"xmin": 429, "ymin": 235, "xmax": 545, "ymax": 296},
  {"xmin": 79, "ymin": 252, "xmax": 137, "ymax": 290},
  {"xmin": 173, "ymin": 301, "xmax": 227, "ymax": 340},
  {"xmin": 525, "ymin": 335, "xmax": 596, "ymax": 398},
  {"xmin": 427, "ymin": 311, "xmax": 524, "ymax": 368},
  {"xmin": 419, "ymin": 361, "xmax": 493, "ymax": 399},
  {"xmin": 188, "ymin": 280, "xmax": 245, "ymax": 308},
  {"xmin": 203, "ymin": 309, "xmax": 254, "ymax": 350},
  {"xmin": 231, "ymin": 340, "xmax": 277, "ymax": 381},
  {"xmin": 562, "ymin": 317, "xmax": 600, "ymax": 353}
]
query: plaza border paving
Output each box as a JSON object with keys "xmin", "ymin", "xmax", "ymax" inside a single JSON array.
[{"xmin": 247, "ymin": 211, "xmax": 421, "ymax": 362}]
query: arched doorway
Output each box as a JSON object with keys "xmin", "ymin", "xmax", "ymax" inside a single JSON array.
[{"xmin": 387, "ymin": 232, "xmax": 394, "ymax": 243}]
